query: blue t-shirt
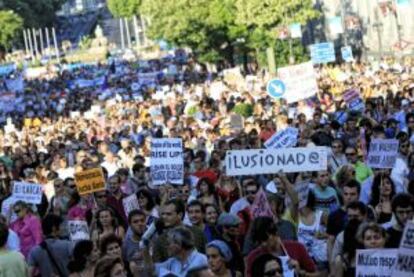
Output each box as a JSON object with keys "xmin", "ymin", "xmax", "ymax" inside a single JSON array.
[{"xmin": 312, "ymin": 186, "xmax": 340, "ymax": 213}]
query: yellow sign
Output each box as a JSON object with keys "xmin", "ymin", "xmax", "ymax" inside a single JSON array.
[{"xmin": 74, "ymin": 168, "xmax": 105, "ymax": 195}]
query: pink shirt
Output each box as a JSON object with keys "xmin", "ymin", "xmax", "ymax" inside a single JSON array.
[{"xmin": 10, "ymin": 214, "xmax": 43, "ymax": 258}]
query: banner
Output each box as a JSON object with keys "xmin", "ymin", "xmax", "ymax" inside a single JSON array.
[
  {"xmin": 0, "ymin": 63, "xmax": 15, "ymax": 76},
  {"xmin": 367, "ymin": 139, "xmax": 399, "ymax": 168},
  {"xmin": 68, "ymin": 220, "xmax": 90, "ymax": 241},
  {"xmin": 392, "ymin": 222, "xmax": 414, "ymax": 277},
  {"xmin": 251, "ymin": 187, "xmax": 274, "ymax": 218},
  {"xmin": 12, "ymin": 182, "xmax": 43, "ymax": 204},
  {"xmin": 122, "ymin": 194, "xmax": 140, "ymax": 216},
  {"xmin": 356, "ymin": 248, "xmax": 398, "ymax": 277},
  {"xmin": 225, "ymin": 147, "xmax": 328, "ymax": 176},
  {"xmin": 74, "ymin": 168, "xmax": 105, "ymax": 195},
  {"xmin": 277, "ymin": 62, "xmax": 319, "ymax": 104},
  {"xmin": 264, "ymin": 127, "xmax": 298, "ymax": 149},
  {"xmin": 5, "ymin": 77, "xmax": 24, "ymax": 92},
  {"xmin": 310, "ymin": 42, "xmax": 336, "ymax": 64},
  {"xmin": 343, "ymin": 89, "xmax": 365, "ymax": 112},
  {"xmin": 150, "ymin": 138, "xmax": 184, "ymax": 185}
]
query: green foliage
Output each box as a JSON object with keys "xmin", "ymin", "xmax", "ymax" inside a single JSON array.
[
  {"xmin": 232, "ymin": 103, "xmax": 253, "ymax": 118},
  {"xmin": 140, "ymin": 0, "xmax": 248, "ymax": 64},
  {"xmin": 2, "ymin": 0, "xmax": 65, "ymax": 28},
  {"xmin": 107, "ymin": 0, "xmax": 141, "ymax": 18},
  {"xmin": 139, "ymin": 0, "xmax": 319, "ymax": 66},
  {"xmin": 0, "ymin": 10, "xmax": 23, "ymax": 50}
]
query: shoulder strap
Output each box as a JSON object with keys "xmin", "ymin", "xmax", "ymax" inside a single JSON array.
[{"xmin": 41, "ymin": 241, "xmax": 65, "ymax": 277}]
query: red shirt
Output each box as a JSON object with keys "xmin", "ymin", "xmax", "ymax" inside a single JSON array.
[{"xmin": 245, "ymin": 241, "xmax": 316, "ymax": 277}]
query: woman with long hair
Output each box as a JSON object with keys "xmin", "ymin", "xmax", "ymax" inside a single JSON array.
[
  {"xmin": 68, "ymin": 240, "xmax": 100, "ymax": 277},
  {"xmin": 94, "ymin": 255, "xmax": 126, "ymax": 277},
  {"xmin": 369, "ymin": 173, "xmax": 396, "ymax": 224},
  {"xmin": 333, "ymin": 219, "xmax": 364, "ymax": 277},
  {"xmin": 197, "ymin": 178, "xmax": 220, "ymax": 207},
  {"xmin": 136, "ymin": 189, "xmax": 159, "ymax": 226},
  {"xmin": 91, "ymin": 208, "xmax": 125, "ymax": 246}
]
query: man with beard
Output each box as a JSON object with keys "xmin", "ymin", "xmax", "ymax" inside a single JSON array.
[{"xmin": 386, "ymin": 193, "xmax": 414, "ymax": 248}]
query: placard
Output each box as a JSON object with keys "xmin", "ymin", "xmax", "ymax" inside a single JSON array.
[
  {"xmin": 12, "ymin": 182, "xmax": 43, "ymax": 204},
  {"xmin": 122, "ymin": 194, "xmax": 140, "ymax": 216},
  {"xmin": 356, "ymin": 248, "xmax": 398, "ymax": 277},
  {"xmin": 74, "ymin": 168, "xmax": 105, "ymax": 195},
  {"xmin": 68, "ymin": 220, "xmax": 90, "ymax": 241},
  {"xmin": 251, "ymin": 187, "xmax": 274, "ymax": 219},
  {"xmin": 264, "ymin": 127, "xmax": 298, "ymax": 149},
  {"xmin": 277, "ymin": 62, "xmax": 319, "ymax": 104},
  {"xmin": 225, "ymin": 147, "xmax": 328, "ymax": 176},
  {"xmin": 343, "ymin": 89, "xmax": 364, "ymax": 112},
  {"xmin": 310, "ymin": 42, "xmax": 336, "ymax": 64},
  {"xmin": 150, "ymin": 138, "xmax": 184, "ymax": 185},
  {"xmin": 392, "ymin": 222, "xmax": 414, "ymax": 277},
  {"xmin": 367, "ymin": 139, "xmax": 399, "ymax": 168}
]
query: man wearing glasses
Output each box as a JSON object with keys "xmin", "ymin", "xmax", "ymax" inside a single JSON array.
[{"xmin": 344, "ymin": 146, "xmax": 373, "ymax": 184}]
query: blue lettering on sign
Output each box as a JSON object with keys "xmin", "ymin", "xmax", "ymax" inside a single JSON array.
[{"xmin": 266, "ymin": 79, "xmax": 286, "ymax": 99}]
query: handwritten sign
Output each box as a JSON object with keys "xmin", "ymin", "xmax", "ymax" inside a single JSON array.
[
  {"xmin": 367, "ymin": 139, "xmax": 399, "ymax": 168},
  {"xmin": 150, "ymin": 138, "xmax": 184, "ymax": 185},
  {"xmin": 356, "ymin": 248, "xmax": 398, "ymax": 277},
  {"xmin": 68, "ymin": 220, "xmax": 90, "ymax": 241},
  {"xmin": 12, "ymin": 182, "xmax": 43, "ymax": 204},
  {"xmin": 74, "ymin": 168, "xmax": 105, "ymax": 195},
  {"xmin": 251, "ymin": 187, "xmax": 274, "ymax": 219},
  {"xmin": 225, "ymin": 147, "xmax": 328, "ymax": 176},
  {"xmin": 392, "ymin": 222, "xmax": 414, "ymax": 277},
  {"xmin": 122, "ymin": 194, "xmax": 140, "ymax": 216},
  {"xmin": 264, "ymin": 127, "xmax": 298, "ymax": 149},
  {"xmin": 277, "ymin": 62, "xmax": 318, "ymax": 104},
  {"xmin": 343, "ymin": 89, "xmax": 364, "ymax": 112}
]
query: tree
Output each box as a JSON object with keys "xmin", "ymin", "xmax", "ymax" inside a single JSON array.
[
  {"xmin": 0, "ymin": 10, "xmax": 23, "ymax": 51},
  {"xmin": 107, "ymin": 0, "xmax": 141, "ymax": 18},
  {"xmin": 235, "ymin": 0, "xmax": 320, "ymax": 67},
  {"xmin": 140, "ymin": 0, "xmax": 248, "ymax": 64},
  {"xmin": 2, "ymin": 0, "xmax": 65, "ymax": 28}
]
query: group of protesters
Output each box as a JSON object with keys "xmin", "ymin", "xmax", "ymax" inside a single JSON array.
[{"xmin": 0, "ymin": 52, "xmax": 414, "ymax": 277}]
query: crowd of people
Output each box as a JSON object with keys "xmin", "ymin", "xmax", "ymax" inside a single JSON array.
[{"xmin": 0, "ymin": 52, "xmax": 414, "ymax": 277}]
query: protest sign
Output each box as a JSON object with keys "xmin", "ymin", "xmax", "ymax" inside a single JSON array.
[
  {"xmin": 356, "ymin": 248, "xmax": 398, "ymax": 277},
  {"xmin": 277, "ymin": 62, "xmax": 318, "ymax": 104},
  {"xmin": 122, "ymin": 194, "xmax": 140, "ymax": 216},
  {"xmin": 150, "ymin": 138, "xmax": 184, "ymax": 185},
  {"xmin": 230, "ymin": 114, "xmax": 244, "ymax": 131},
  {"xmin": 12, "ymin": 182, "xmax": 43, "ymax": 204},
  {"xmin": 343, "ymin": 89, "xmax": 364, "ymax": 112},
  {"xmin": 341, "ymin": 46, "xmax": 354, "ymax": 62},
  {"xmin": 264, "ymin": 127, "xmax": 298, "ymax": 149},
  {"xmin": 310, "ymin": 42, "xmax": 336, "ymax": 64},
  {"xmin": 68, "ymin": 220, "xmax": 90, "ymax": 241},
  {"xmin": 225, "ymin": 147, "xmax": 328, "ymax": 176},
  {"xmin": 328, "ymin": 17, "xmax": 344, "ymax": 35},
  {"xmin": 251, "ymin": 187, "xmax": 274, "ymax": 219},
  {"xmin": 367, "ymin": 139, "xmax": 399, "ymax": 168},
  {"xmin": 5, "ymin": 77, "xmax": 24, "ymax": 92},
  {"xmin": 74, "ymin": 168, "xmax": 105, "ymax": 195},
  {"xmin": 289, "ymin": 23, "xmax": 302, "ymax": 38},
  {"xmin": 392, "ymin": 222, "xmax": 414, "ymax": 277}
]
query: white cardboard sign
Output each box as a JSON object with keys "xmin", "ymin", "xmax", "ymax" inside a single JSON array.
[{"xmin": 225, "ymin": 147, "xmax": 328, "ymax": 176}]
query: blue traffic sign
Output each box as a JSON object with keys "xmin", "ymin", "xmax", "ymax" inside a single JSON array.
[{"xmin": 267, "ymin": 79, "xmax": 286, "ymax": 99}]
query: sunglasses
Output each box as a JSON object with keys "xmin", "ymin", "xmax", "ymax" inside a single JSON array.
[
  {"xmin": 246, "ymin": 190, "xmax": 257, "ymax": 195},
  {"xmin": 345, "ymin": 152, "xmax": 356, "ymax": 156},
  {"xmin": 14, "ymin": 209, "xmax": 21, "ymax": 214}
]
